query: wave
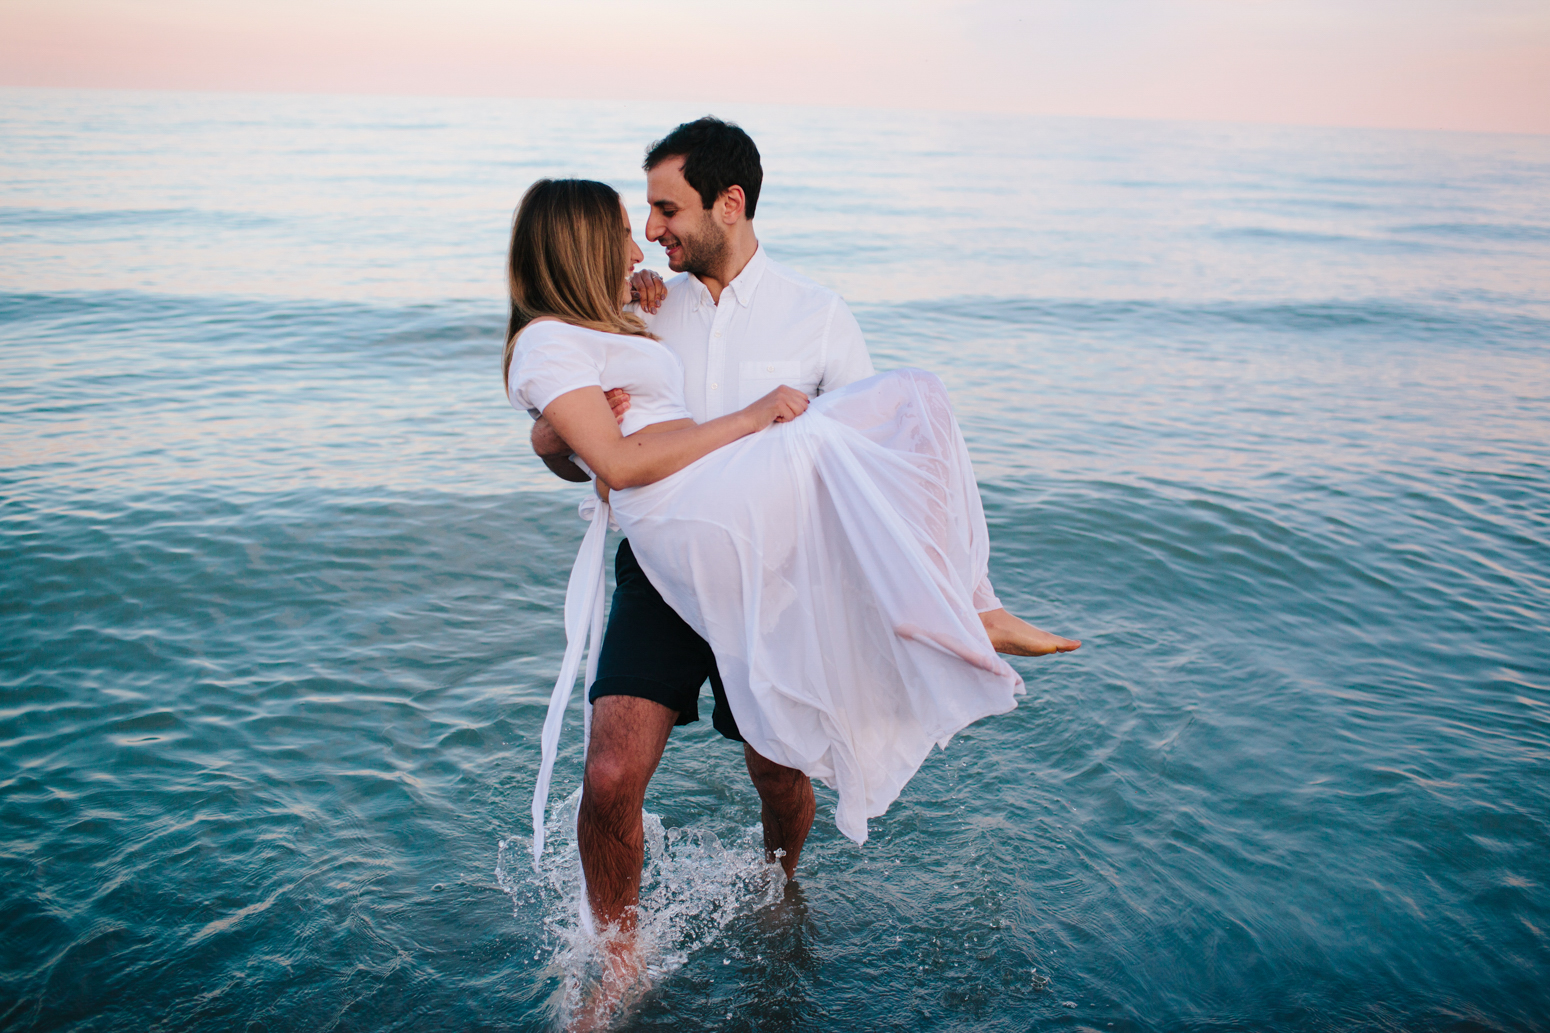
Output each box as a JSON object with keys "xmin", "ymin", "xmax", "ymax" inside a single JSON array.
[
  {"xmin": 1393, "ymin": 222, "xmax": 1550, "ymax": 243},
  {"xmin": 0, "ymin": 206, "xmax": 283, "ymax": 230},
  {"xmin": 8, "ymin": 289, "xmax": 1547, "ymax": 358},
  {"xmin": 0, "ymin": 289, "xmax": 504, "ymax": 358},
  {"xmin": 857, "ymin": 294, "xmax": 1550, "ymax": 347},
  {"xmin": 1213, "ymin": 226, "xmax": 1444, "ymax": 253}
]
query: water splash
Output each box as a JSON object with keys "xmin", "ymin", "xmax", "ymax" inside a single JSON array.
[{"xmin": 497, "ymin": 785, "xmax": 787, "ymax": 1028}]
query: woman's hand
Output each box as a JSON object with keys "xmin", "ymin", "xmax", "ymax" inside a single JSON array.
[
  {"xmin": 742, "ymin": 385, "xmax": 809, "ymax": 430},
  {"xmin": 628, "ymin": 270, "xmax": 667, "ymax": 314}
]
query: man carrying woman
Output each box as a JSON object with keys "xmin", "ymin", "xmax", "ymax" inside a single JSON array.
[{"xmin": 512, "ymin": 118, "xmax": 1079, "ymax": 999}]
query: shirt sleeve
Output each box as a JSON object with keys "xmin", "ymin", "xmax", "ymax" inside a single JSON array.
[
  {"xmin": 507, "ymin": 323, "xmax": 605, "ymax": 417},
  {"xmin": 819, "ymin": 298, "xmax": 876, "ymax": 393}
]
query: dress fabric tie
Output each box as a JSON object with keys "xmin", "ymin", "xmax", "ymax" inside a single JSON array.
[{"xmin": 530, "ymin": 494, "xmax": 611, "ymax": 865}]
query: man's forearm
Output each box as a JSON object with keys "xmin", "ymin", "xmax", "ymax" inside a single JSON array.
[
  {"xmin": 542, "ymin": 454, "xmax": 591, "ymax": 482},
  {"xmin": 532, "ymin": 416, "xmax": 591, "ymax": 483}
]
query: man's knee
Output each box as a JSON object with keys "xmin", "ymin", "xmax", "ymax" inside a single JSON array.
[
  {"xmin": 583, "ymin": 749, "xmax": 651, "ymax": 816},
  {"xmin": 582, "ymin": 695, "xmax": 676, "ymax": 811}
]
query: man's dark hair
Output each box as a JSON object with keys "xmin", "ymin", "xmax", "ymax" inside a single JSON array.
[{"xmin": 644, "ymin": 116, "xmax": 763, "ymax": 219}]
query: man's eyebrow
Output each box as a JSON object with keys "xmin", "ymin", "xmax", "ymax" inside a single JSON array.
[{"xmin": 650, "ymin": 199, "xmax": 676, "ymax": 208}]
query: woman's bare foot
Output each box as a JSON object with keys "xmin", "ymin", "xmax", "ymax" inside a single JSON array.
[{"xmin": 979, "ymin": 608, "xmax": 1081, "ymax": 656}]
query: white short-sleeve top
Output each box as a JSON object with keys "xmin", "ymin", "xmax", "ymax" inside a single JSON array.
[{"xmin": 506, "ymin": 320, "xmax": 694, "ymax": 437}]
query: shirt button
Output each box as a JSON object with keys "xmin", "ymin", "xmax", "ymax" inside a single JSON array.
[
  {"xmin": 711, "ymin": 382, "xmax": 719, "ymax": 390},
  {"xmin": 766, "ymin": 365, "xmax": 774, "ymax": 372},
  {"xmin": 714, "ymin": 330, "xmax": 722, "ymax": 338}
]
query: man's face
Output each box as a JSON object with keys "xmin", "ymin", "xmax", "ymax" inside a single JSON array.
[{"xmin": 645, "ymin": 157, "xmax": 727, "ymax": 278}]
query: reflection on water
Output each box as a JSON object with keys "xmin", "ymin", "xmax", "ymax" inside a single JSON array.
[{"xmin": 1, "ymin": 88, "xmax": 1548, "ymax": 1031}]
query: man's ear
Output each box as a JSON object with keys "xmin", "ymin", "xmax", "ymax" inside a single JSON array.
[{"xmin": 717, "ymin": 185, "xmax": 746, "ymax": 225}]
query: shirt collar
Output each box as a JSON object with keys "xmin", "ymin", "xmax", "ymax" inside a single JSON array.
[
  {"xmin": 688, "ymin": 242, "xmax": 767, "ymax": 310},
  {"xmin": 724, "ymin": 243, "xmax": 767, "ymax": 308}
]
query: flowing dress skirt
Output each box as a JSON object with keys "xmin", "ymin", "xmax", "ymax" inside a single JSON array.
[{"xmin": 610, "ymin": 369, "xmax": 1024, "ymax": 843}]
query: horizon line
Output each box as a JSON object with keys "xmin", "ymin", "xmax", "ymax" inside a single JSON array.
[{"xmin": 4, "ymin": 82, "xmax": 1546, "ymax": 141}]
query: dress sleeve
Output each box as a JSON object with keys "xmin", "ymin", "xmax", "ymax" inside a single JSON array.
[
  {"xmin": 508, "ymin": 323, "xmax": 605, "ymax": 417},
  {"xmin": 819, "ymin": 298, "xmax": 876, "ymax": 393}
]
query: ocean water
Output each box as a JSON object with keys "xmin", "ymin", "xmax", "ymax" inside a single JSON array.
[{"xmin": 2, "ymin": 87, "xmax": 1548, "ymax": 1031}]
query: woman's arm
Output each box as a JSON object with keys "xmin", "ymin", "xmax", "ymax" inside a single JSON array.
[
  {"xmin": 542, "ymin": 384, "xmax": 808, "ymax": 490},
  {"xmin": 529, "ymin": 389, "xmax": 639, "ymax": 484}
]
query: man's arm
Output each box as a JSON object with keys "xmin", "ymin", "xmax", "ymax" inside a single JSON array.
[
  {"xmin": 820, "ymin": 299, "xmax": 876, "ymax": 392},
  {"xmin": 532, "ymin": 414, "xmax": 591, "ymax": 483}
]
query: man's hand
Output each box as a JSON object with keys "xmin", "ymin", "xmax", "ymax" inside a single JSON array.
[
  {"xmin": 531, "ymin": 414, "xmax": 571, "ymax": 459},
  {"xmin": 605, "ymin": 388, "xmax": 631, "ymax": 424},
  {"xmin": 531, "ymin": 415, "xmax": 590, "ymax": 483},
  {"xmin": 628, "ymin": 270, "xmax": 667, "ymax": 314}
]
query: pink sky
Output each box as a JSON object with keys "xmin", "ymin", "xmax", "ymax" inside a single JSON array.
[{"xmin": 2, "ymin": 0, "xmax": 1547, "ymax": 134}]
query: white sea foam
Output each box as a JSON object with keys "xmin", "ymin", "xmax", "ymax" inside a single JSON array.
[{"xmin": 497, "ymin": 785, "xmax": 786, "ymax": 1027}]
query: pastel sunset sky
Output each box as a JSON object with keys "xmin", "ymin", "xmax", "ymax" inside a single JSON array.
[{"xmin": 2, "ymin": 0, "xmax": 1547, "ymax": 134}]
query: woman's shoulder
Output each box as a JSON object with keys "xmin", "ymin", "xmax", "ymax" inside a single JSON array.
[
  {"xmin": 508, "ymin": 320, "xmax": 612, "ymax": 412},
  {"xmin": 516, "ymin": 319, "xmax": 657, "ymax": 367},
  {"xmin": 519, "ymin": 318, "xmax": 635, "ymax": 343},
  {"xmin": 518, "ymin": 317, "xmax": 591, "ymax": 343},
  {"xmin": 514, "ymin": 319, "xmax": 610, "ymax": 364}
]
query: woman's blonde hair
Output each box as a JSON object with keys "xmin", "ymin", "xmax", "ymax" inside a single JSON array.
[{"xmin": 503, "ymin": 178, "xmax": 652, "ymax": 386}]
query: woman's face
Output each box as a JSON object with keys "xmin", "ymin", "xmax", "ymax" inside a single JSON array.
[{"xmin": 620, "ymin": 201, "xmax": 645, "ymax": 274}]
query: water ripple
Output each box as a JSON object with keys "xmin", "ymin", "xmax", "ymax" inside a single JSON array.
[{"xmin": 3, "ymin": 91, "xmax": 1548, "ymax": 1031}]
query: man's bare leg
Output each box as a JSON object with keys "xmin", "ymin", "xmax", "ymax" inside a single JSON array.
[
  {"xmin": 979, "ymin": 608, "xmax": 1081, "ymax": 656},
  {"xmin": 570, "ymin": 696, "xmax": 678, "ymax": 1030},
  {"xmin": 577, "ymin": 695, "xmax": 679, "ymax": 929},
  {"xmin": 744, "ymin": 745, "xmax": 815, "ymax": 880}
]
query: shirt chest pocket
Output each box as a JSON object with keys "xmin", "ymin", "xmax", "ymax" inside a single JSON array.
[{"xmin": 737, "ymin": 359, "xmax": 806, "ymax": 408}]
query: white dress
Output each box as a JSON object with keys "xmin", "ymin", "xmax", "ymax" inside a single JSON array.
[{"xmin": 509, "ymin": 321, "xmax": 1024, "ymax": 852}]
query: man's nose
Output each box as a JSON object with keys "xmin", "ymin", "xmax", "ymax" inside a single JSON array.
[{"xmin": 644, "ymin": 212, "xmax": 664, "ymax": 241}]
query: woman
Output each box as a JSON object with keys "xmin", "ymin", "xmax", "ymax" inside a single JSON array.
[{"xmin": 505, "ymin": 178, "xmax": 1078, "ymax": 853}]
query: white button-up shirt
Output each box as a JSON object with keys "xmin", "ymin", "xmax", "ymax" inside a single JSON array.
[{"xmin": 639, "ymin": 244, "xmax": 875, "ymax": 422}]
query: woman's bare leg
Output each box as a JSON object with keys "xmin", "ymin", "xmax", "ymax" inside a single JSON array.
[{"xmin": 816, "ymin": 371, "xmax": 1082, "ymax": 661}]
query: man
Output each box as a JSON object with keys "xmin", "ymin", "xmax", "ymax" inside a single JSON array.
[{"xmin": 530, "ymin": 117, "xmax": 1075, "ymax": 935}]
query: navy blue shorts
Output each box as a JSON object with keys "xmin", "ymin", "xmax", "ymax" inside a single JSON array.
[{"xmin": 589, "ymin": 538, "xmax": 744, "ymax": 743}]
